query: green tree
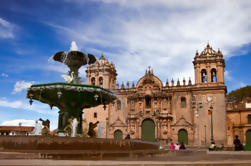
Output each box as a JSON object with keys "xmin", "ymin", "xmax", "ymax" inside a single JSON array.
[{"xmin": 227, "ymin": 86, "xmax": 251, "ymax": 103}]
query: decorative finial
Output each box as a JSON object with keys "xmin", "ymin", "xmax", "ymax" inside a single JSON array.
[
  {"xmin": 126, "ymin": 81, "xmax": 129, "ymax": 89},
  {"xmin": 183, "ymin": 78, "xmax": 186, "ymax": 86},
  {"xmin": 218, "ymin": 48, "xmax": 221, "ymax": 53},
  {"xmin": 132, "ymin": 81, "xmax": 135, "ymax": 88},
  {"xmin": 177, "ymin": 79, "xmax": 180, "ymax": 86},
  {"xmin": 188, "ymin": 77, "xmax": 192, "ymax": 85},
  {"xmin": 196, "ymin": 50, "xmax": 199, "ymax": 56},
  {"xmin": 121, "ymin": 82, "xmax": 125, "ymax": 89},
  {"xmin": 171, "ymin": 78, "xmax": 174, "ymax": 86},
  {"xmin": 166, "ymin": 79, "xmax": 169, "ymax": 87},
  {"xmin": 207, "ymin": 41, "xmax": 210, "ymax": 48}
]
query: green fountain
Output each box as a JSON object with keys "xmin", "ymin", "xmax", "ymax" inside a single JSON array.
[{"xmin": 26, "ymin": 45, "xmax": 116, "ymax": 136}]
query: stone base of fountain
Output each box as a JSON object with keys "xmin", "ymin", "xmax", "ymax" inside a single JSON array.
[
  {"xmin": 0, "ymin": 136, "xmax": 158, "ymax": 151},
  {"xmin": 0, "ymin": 136, "xmax": 159, "ymax": 160}
]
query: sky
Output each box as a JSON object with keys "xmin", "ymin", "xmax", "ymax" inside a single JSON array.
[{"xmin": 0, "ymin": 0, "xmax": 250, "ymax": 130}]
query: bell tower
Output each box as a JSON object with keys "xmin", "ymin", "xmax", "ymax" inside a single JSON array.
[
  {"xmin": 86, "ymin": 55, "xmax": 117, "ymax": 89},
  {"xmin": 84, "ymin": 55, "xmax": 117, "ymax": 139},
  {"xmin": 193, "ymin": 44, "xmax": 225, "ymax": 85}
]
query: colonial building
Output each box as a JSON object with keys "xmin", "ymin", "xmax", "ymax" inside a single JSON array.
[
  {"xmin": 84, "ymin": 44, "xmax": 227, "ymax": 146},
  {"xmin": 0, "ymin": 126, "xmax": 34, "ymax": 136},
  {"xmin": 226, "ymin": 97, "xmax": 251, "ymax": 146}
]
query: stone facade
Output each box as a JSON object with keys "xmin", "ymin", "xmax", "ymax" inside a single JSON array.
[
  {"xmin": 226, "ymin": 98, "xmax": 251, "ymax": 146},
  {"xmin": 83, "ymin": 44, "xmax": 227, "ymax": 146}
]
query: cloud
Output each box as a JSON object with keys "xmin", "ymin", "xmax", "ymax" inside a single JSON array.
[
  {"xmin": 12, "ymin": 81, "xmax": 35, "ymax": 94},
  {"xmin": 0, "ymin": 17, "xmax": 15, "ymax": 39},
  {"xmin": 225, "ymin": 70, "xmax": 232, "ymax": 81},
  {"xmin": 1, "ymin": 73, "xmax": 8, "ymax": 77},
  {"xmin": 239, "ymin": 82, "xmax": 247, "ymax": 88},
  {"xmin": 0, "ymin": 99, "xmax": 23, "ymax": 108},
  {"xmin": 0, "ymin": 98, "xmax": 59, "ymax": 130},
  {"xmin": 48, "ymin": 0, "xmax": 251, "ymax": 84},
  {"xmin": 0, "ymin": 98, "xmax": 58, "ymax": 115},
  {"xmin": 0, "ymin": 119, "xmax": 35, "ymax": 126}
]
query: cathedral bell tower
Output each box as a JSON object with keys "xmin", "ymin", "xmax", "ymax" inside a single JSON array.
[
  {"xmin": 84, "ymin": 55, "xmax": 117, "ymax": 139},
  {"xmin": 86, "ymin": 55, "xmax": 117, "ymax": 89},
  {"xmin": 193, "ymin": 44, "xmax": 225, "ymax": 86}
]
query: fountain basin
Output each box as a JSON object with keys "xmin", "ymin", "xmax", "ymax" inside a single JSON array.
[
  {"xmin": 27, "ymin": 82, "xmax": 116, "ymax": 134},
  {"xmin": 27, "ymin": 82, "xmax": 116, "ymax": 108}
]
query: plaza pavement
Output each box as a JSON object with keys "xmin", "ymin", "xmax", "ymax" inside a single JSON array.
[{"xmin": 0, "ymin": 151, "xmax": 251, "ymax": 166}]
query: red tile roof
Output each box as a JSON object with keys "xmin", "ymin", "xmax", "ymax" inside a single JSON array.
[{"xmin": 0, "ymin": 126, "xmax": 34, "ymax": 132}]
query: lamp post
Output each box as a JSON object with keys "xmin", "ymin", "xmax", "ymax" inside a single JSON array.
[
  {"xmin": 156, "ymin": 120, "xmax": 159, "ymax": 142},
  {"xmin": 155, "ymin": 111, "xmax": 159, "ymax": 142},
  {"xmin": 106, "ymin": 117, "xmax": 108, "ymax": 138},
  {"xmin": 204, "ymin": 125, "xmax": 207, "ymax": 146},
  {"xmin": 192, "ymin": 97, "xmax": 203, "ymax": 146},
  {"xmin": 207, "ymin": 96, "xmax": 214, "ymax": 144}
]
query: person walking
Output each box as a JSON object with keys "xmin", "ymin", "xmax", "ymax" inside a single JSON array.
[
  {"xmin": 169, "ymin": 142, "xmax": 175, "ymax": 150},
  {"xmin": 175, "ymin": 142, "xmax": 180, "ymax": 150},
  {"xmin": 234, "ymin": 135, "xmax": 243, "ymax": 151},
  {"xmin": 180, "ymin": 142, "xmax": 186, "ymax": 149}
]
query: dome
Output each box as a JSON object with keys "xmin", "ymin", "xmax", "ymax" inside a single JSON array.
[
  {"xmin": 200, "ymin": 44, "xmax": 217, "ymax": 57},
  {"xmin": 99, "ymin": 55, "xmax": 109, "ymax": 65},
  {"xmin": 136, "ymin": 68, "xmax": 163, "ymax": 88}
]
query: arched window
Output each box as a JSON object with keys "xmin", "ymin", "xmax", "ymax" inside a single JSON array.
[
  {"xmin": 141, "ymin": 118, "xmax": 155, "ymax": 142},
  {"xmin": 201, "ymin": 69, "xmax": 207, "ymax": 83},
  {"xmin": 94, "ymin": 112, "xmax": 97, "ymax": 118},
  {"xmin": 248, "ymin": 114, "xmax": 251, "ymax": 124},
  {"xmin": 178, "ymin": 129, "xmax": 188, "ymax": 145},
  {"xmin": 145, "ymin": 96, "xmax": 151, "ymax": 108},
  {"xmin": 181, "ymin": 97, "xmax": 186, "ymax": 108},
  {"xmin": 91, "ymin": 77, "xmax": 95, "ymax": 85},
  {"xmin": 211, "ymin": 68, "xmax": 217, "ymax": 82},
  {"xmin": 117, "ymin": 100, "xmax": 121, "ymax": 110},
  {"xmin": 114, "ymin": 129, "xmax": 123, "ymax": 139},
  {"xmin": 99, "ymin": 77, "xmax": 103, "ymax": 87}
]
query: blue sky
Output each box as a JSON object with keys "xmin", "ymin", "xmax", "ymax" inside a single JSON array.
[{"xmin": 0, "ymin": 0, "xmax": 250, "ymax": 129}]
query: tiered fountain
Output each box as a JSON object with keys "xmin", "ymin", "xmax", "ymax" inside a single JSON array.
[
  {"xmin": 26, "ymin": 43, "xmax": 116, "ymax": 135},
  {"xmin": 0, "ymin": 43, "xmax": 159, "ymax": 159}
]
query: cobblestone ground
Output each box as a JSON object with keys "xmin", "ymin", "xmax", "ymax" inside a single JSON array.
[{"xmin": 1, "ymin": 154, "xmax": 251, "ymax": 166}]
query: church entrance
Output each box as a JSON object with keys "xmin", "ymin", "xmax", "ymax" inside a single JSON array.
[
  {"xmin": 141, "ymin": 118, "xmax": 155, "ymax": 142},
  {"xmin": 246, "ymin": 130, "xmax": 251, "ymax": 146},
  {"xmin": 178, "ymin": 129, "xmax": 188, "ymax": 145},
  {"xmin": 114, "ymin": 129, "xmax": 123, "ymax": 139}
]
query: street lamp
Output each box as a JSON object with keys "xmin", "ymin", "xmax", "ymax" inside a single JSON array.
[
  {"xmin": 207, "ymin": 96, "xmax": 214, "ymax": 144},
  {"xmin": 155, "ymin": 110, "xmax": 160, "ymax": 142},
  {"xmin": 191, "ymin": 97, "xmax": 203, "ymax": 146},
  {"xmin": 106, "ymin": 117, "xmax": 108, "ymax": 138}
]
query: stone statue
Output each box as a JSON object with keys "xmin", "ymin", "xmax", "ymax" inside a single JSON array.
[
  {"xmin": 61, "ymin": 71, "xmax": 74, "ymax": 83},
  {"xmin": 64, "ymin": 117, "xmax": 73, "ymax": 136},
  {"xmin": 33, "ymin": 121, "xmax": 42, "ymax": 135},
  {"xmin": 39, "ymin": 118, "xmax": 50, "ymax": 136},
  {"xmin": 71, "ymin": 118, "xmax": 79, "ymax": 137},
  {"xmin": 87, "ymin": 121, "xmax": 99, "ymax": 138}
]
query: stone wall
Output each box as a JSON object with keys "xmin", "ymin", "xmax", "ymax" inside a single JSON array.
[{"xmin": 0, "ymin": 136, "xmax": 159, "ymax": 151}]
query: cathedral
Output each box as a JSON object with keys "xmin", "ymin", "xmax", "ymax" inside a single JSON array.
[{"xmin": 83, "ymin": 44, "xmax": 227, "ymax": 146}]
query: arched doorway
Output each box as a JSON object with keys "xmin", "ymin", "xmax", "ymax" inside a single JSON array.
[
  {"xmin": 178, "ymin": 129, "xmax": 188, "ymax": 145},
  {"xmin": 141, "ymin": 119, "xmax": 155, "ymax": 142},
  {"xmin": 246, "ymin": 130, "xmax": 251, "ymax": 146},
  {"xmin": 114, "ymin": 130, "xmax": 123, "ymax": 139}
]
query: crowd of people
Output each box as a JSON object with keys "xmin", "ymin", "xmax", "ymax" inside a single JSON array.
[
  {"xmin": 169, "ymin": 142, "xmax": 186, "ymax": 150},
  {"xmin": 124, "ymin": 134, "xmax": 245, "ymax": 151}
]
